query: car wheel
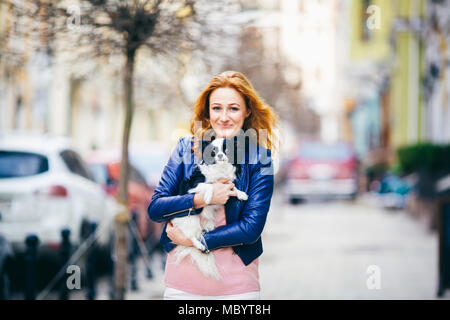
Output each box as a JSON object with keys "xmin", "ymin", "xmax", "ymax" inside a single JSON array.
[{"xmin": 80, "ymin": 218, "xmax": 92, "ymax": 240}]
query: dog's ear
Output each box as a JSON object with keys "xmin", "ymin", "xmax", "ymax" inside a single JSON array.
[
  {"xmin": 222, "ymin": 138, "xmax": 227, "ymax": 154},
  {"xmin": 223, "ymin": 137, "xmax": 235, "ymax": 164},
  {"xmin": 201, "ymin": 140, "xmax": 209, "ymax": 154},
  {"xmin": 201, "ymin": 140, "xmax": 208, "ymax": 164},
  {"xmin": 190, "ymin": 166, "xmax": 206, "ymax": 184},
  {"xmin": 201, "ymin": 139, "xmax": 216, "ymax": 165}
]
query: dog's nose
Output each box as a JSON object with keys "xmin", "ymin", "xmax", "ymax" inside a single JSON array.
[{"xmin": 218, "ymin": 153, "xmax": 223, "ymax": 159}]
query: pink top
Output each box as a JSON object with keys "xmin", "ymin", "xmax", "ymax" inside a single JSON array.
[{"xmin": 164, "ymin": 206, "xmax": 260, "ymax": 296}]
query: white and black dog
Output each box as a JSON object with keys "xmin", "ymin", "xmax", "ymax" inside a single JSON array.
[{"xmin": 171, "ymin": 137, "xmax": 248, "ymax": 280}]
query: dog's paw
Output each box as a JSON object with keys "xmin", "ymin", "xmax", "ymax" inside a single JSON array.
[
  {"xmin": 188, "ymin": 186, "xmax": 200, "ymax": 194},
  {"xmin": 203, "ymin": 221, "xmax": 215, "ymax": 232},
  {"xmin": 203, "ymin": 184, "xmax": 214, "ymax": 204},
  {"xmin": 236, "ymin": 190, "xmax": 248, "ymax": 201},
  {"xmin": 191, "ymin": 237, "xmax": 205, "ymax": 251}
]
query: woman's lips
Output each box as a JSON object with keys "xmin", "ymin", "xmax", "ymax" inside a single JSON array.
[{"xmin": 220, "ymin": 125, "xmax": 233, "ymax": 128}]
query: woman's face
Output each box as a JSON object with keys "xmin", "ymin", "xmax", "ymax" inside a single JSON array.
[{"xmin": 209, "ymin": 87, "xmax": 251, "ymax": 138}]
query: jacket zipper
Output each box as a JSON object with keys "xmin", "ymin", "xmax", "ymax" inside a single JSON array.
[{"xmin": 162, "ymin": 206, "xmax": 194, "ymax": 218}]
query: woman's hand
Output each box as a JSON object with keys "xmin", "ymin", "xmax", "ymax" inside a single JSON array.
[
  {"xmin": 193, "ymin": 178, "xmax": 237, "ymax": 208},
  {"xmin": 169, "ymin": 179, "xmax": 235, "ymax": 246},
  {"xmin": 210, "ymin": 178, "xmax": 237, "ymax": 205},
  {"xmin": 166, "ymin": 221, "xmax": 193, "ymax": 247}
]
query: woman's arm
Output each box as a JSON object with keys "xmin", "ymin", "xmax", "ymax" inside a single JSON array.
[
  {"xmin": 147, "ymin": 137, "xmax": 203, "ymax": 223},
  {"xmin": 201, "ymin": 159, "xmax": 274, "ymax": 251},
  {"xmin": 165, "ymin": 179, "xmax": 237, "ymax": 246},
  {"xmin": 193, "ymin": 193, "xmax": 207, "ymax": 209}
]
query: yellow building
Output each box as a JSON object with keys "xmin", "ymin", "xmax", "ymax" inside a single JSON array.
[
  {"xmin": 349, "ymin": 0, "xmax": 395, "ymax": 62},
  {"xmin": 345, "ymin": 0, "xmax": 395, "ymax": 165},
  {"xmin": 346, "ymin": 0, "xmax": 426, "ymax": 166},
  {"xmin": 389, "ymin": 0, "xmax": 426, "ymax": 149}
]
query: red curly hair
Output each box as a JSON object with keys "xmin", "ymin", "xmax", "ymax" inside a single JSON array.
[{"xmin": 189, "ymin": 71, "xmax": 279, "ymax": 160}]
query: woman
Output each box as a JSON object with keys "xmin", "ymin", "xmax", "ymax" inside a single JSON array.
[{"xmin": 147, "ymin": 71, "xmax": 279, "ymax": 300}]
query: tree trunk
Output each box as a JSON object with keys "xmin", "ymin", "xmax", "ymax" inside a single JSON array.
[{"xmin": 113, "ymin": 49, "xmax": 136, "ymax": 300}]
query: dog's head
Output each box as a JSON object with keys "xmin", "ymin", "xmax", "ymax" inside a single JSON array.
[
  {"xmin": 201, "ymin": 136, "xmax": 243, "ymax": 166},
  {"xmin": 201, "ymin": 137, "xmax": 227, "ymax": 165}
]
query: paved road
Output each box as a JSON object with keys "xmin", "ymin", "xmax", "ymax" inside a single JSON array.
[
  {"xmin": 115, "ymin": 192, "xmax": 446, "ymax": 300},
  {"xmin": 29, "ymin": 192, "xmax": 446, "ymax": 300},
  {"xmin": 259, "ymin": 194, "xmax": 444, "ymax": 299}
]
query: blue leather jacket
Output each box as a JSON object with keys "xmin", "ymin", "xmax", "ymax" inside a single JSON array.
[{"xmin": 147, "ymin": 135, "xmax": 274, "ymax": 266}]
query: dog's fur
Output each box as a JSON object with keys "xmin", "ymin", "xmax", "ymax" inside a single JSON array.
[{"xmin": 171, "ymin": 137, "xmax": 248, "ymax": 280}]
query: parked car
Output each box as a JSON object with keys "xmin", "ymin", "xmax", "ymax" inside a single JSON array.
[
  {"xmin": 85, "ymin": 147, "xmax": 164, "ymax": 249},
  {"xmin": 128, "ymin": 142, "xmax": 171, "ymax": 258},
  {"xmin": 285, "ymin": 140, "xmax": 358, "ymax": 203},
  {"xmin": 86, "ymin": 151, "xmax": 154, "ymax": 240},
  {"xmin": 127, "ymin": 142, "xmax": 171, "ymax": 190},
  {"xmin": 0, "ymin": 134, "xmax": 116, "ymax": 252}
]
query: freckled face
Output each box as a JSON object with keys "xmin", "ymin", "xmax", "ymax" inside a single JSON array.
[{"xmin": 209, "ymin": 87, "xmax": 251, "ymax": 139}]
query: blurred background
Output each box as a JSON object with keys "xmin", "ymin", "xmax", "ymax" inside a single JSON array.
[{"xmin": 0, "ymin": 0, "xmax": 450, "ymax": 300}]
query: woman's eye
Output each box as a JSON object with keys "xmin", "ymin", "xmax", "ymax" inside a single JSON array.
[
  {"xmin": 212, "ymin": 106, "xmax": 221, "ymax": 111},
  {"xmin": 231, "ymin": 107, "xmax": 239, "ymax": 111}
]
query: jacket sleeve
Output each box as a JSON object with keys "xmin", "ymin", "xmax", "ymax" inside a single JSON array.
[
  {"xmin": 202, "ymin": 158, "xmax": 274, "ymax": 250},
  {"xmin": 147, "ymin": 137, "xmax": 201, "ymax": 223}
]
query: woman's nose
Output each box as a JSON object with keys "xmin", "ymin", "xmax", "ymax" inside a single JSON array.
[{"xmin": 220, "ymin": 110, "xmax": 229, "ymax": 121}]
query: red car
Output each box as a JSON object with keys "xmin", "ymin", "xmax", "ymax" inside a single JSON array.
[
  {"xmin": 285, "ymin": 141, "xmax": 358, "ymax": 204},
  {"xmin": 85, "ymin": 150, "xmax": 163, "ymax": 244}
]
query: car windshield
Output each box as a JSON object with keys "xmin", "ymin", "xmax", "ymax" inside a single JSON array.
[
  {"xmin": 299, "ymin": 143, "xmax": 352, "ymax": 161},
  {"xmin": 0, "ymin": 151, "xmax": 49, "ymax": 178}
]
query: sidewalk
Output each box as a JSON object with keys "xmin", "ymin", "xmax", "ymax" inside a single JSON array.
[
  {"xmin": 259, "ymin": 193, "xmax": 445, "ymax": 299},
  {"xmin": 84, "ymin": 192, "xmax": 448, "ymax": 300},
  {"xmin": 125, "ymin": 254, "xmax": 166, "ymax": 300}
]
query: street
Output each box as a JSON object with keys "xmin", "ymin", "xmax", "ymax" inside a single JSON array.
[
  {"xmin": 92, "ymin": 191, "xmax": 445, "ymax": 300},
  {"xmin": 260, "ymin": 193, "xmax": 441, "ymax": 299}
]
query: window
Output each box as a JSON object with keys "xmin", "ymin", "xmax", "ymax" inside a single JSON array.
[
  {"xmin": 60, "ymin": 150, "xmax": 94, "ymax": 181},
  {"xmin": 0, "ymin": 151, "xmax": 49, "ymax": 178}
]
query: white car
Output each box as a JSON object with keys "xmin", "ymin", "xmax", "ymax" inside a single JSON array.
[{"xmin": 0, "ymin": 134, "xmax": 116, "ymax": 252}]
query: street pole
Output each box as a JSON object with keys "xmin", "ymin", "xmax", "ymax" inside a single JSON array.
[{"xmin": 113, "ymin": 201, "xmax": 129, "ymax": 300}]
